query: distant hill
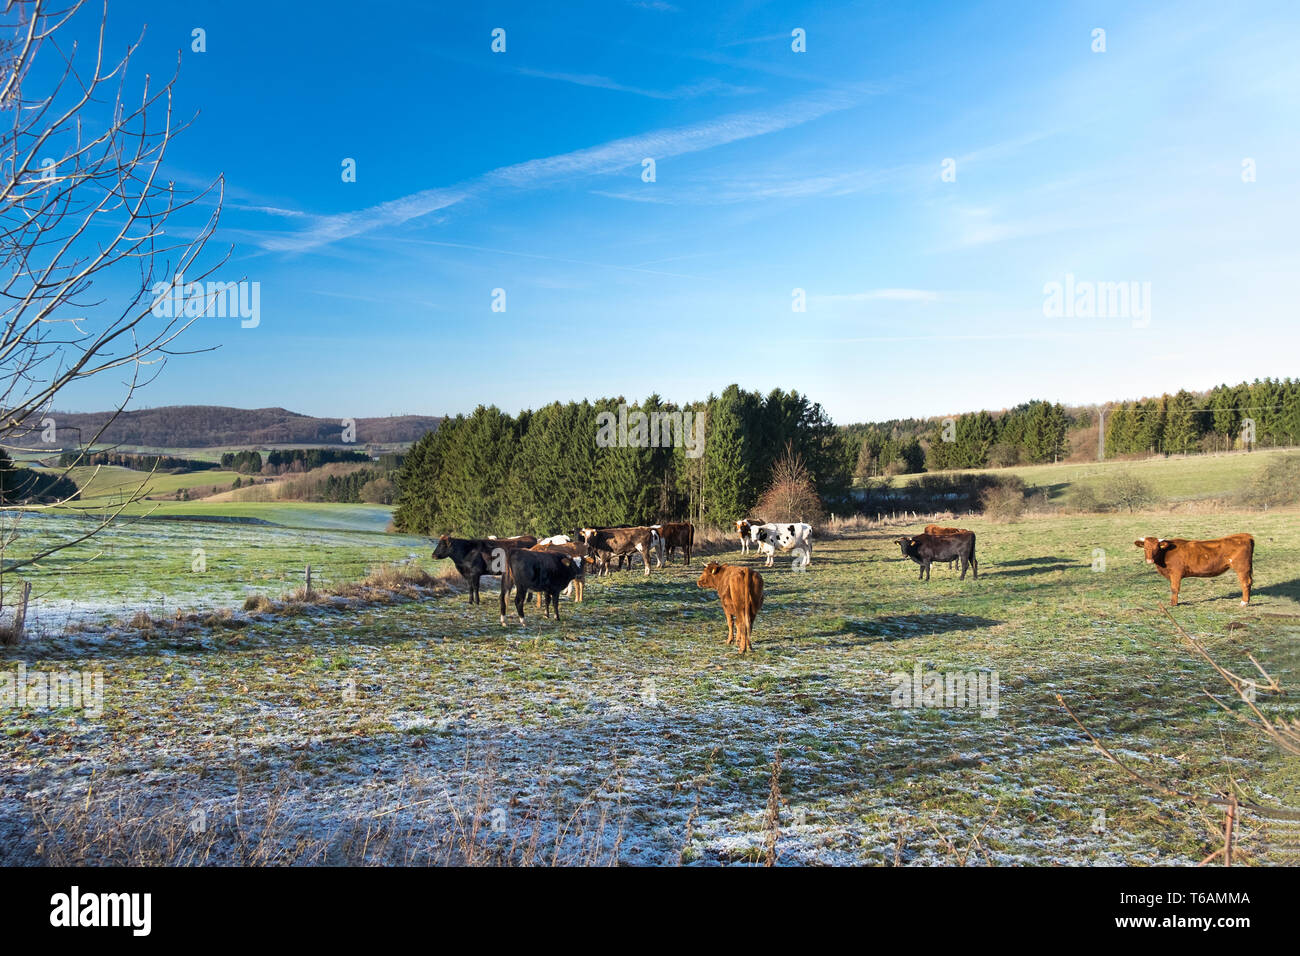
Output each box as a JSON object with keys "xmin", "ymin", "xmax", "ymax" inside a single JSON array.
[{"xmin": 15, "ymin": 406, "xmax": 441, "ymax": 450}]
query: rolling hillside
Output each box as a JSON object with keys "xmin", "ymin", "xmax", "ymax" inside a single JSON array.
[{"xmin": 8, "ymin": 405, "xmax": 441, "ymax": 451}]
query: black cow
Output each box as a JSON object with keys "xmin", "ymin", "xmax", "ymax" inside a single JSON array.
[
  {"xmin": 499, "ymin": 549, "xmax": 585, "ymax": 626},
  {"xmin": 895, "ymin": 532, "xmax": 978, "ymax": 581},
  {"xmin": 432, "ymin": 534, "xmax": 530, "ymax": 604}
]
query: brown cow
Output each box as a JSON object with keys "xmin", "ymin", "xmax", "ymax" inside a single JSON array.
[
  {"xmin": 735, "ymin": 518, "xmax": 765, "ymax": 555},
  {"xmin": 924, "ymin": 524, "xmax": 970, "ymax": 536},
  {"xmin": 487, "ymin": 534, "xmax": 539, "ymax": 549},
  {"xmin": 696, "ymin": 562, "xmax": 764, "ymax": 654},
  {"xmin": 653, "ymin": 522, "xmax": 696, "ymax": 565},
  {"xmin": 579, "ymin": 527, "xmax": 657, "ymax": 576},
  {"xmin": 1133, "ymin": 534, "xmax": 1254, "ymax": 606}
]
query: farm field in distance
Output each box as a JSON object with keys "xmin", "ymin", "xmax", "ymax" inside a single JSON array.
[
  {"xmin": 3, "ymin": 491, "xmax": 1298, "ymax": 865},
  {"xmin": 887, "ymin": 447, "xmax": 1292, "ymax": 504},
  {"xmin": 4, "ymin": 508, "xmax": 426, "ymax": 633}
]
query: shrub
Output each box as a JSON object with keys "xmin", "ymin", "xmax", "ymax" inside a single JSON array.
[
  {"xmin": 1240, "ymin": 454, "xmax": 1300, "ymax": 509},
  {"xmin": 1067, "ymin": 483, "xmax": 1103, "ymax": 513},
  {"xmin": 980, "ymin": 478, "xmax": 1026, "ymax": 522},
  {"xmin": 1103, "ymin": 471, "xmax": 1156, "ymax": 513},
  {"xmin": 756, "ymin": 443, "xmax": 825, "ymax": 523}
]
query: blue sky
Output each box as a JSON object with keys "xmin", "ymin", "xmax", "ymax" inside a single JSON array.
[{"xmin": 55, "ymin": 0, "xmax": 1300, "ymax": 423}]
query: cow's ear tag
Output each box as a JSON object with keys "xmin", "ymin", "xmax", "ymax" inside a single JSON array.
[{"xmin": 1159, "ymin": 541, "xmax": 1170, "ymax": 549}]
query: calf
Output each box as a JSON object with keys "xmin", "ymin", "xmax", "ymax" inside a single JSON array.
[
  {"xmin": 696, "ymin": 562, "xmax": 764, "ymax": 654},
  {"xmin": 578, "ymin": 526, "xmax": 658, "ymax": 576},
  {"xmin": 1133, "ymin": 534, "xmax": 1254, "ymax": 606},
  {"xmin": 499, "ymin": 549, "xmax": 583, "ymax": 626},
  {"xmin": 751, "ymin": 522, "xmax": 813, "ymax": 568},
  {"xmin": 896, "ymin": 531, "xmax": 977, "ymax": 581},
  {"xmin": 735, "ymin": 518, "xmax": 765, "ymax": 555},
  {"xmin": 432, "ymin": 534, "xmax": 532, "ymax": 604}
]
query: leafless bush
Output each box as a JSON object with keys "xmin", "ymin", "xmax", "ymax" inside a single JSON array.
[
  {"xmin": 1240, "ymin": 454, "xmax": 1300, "ymax": 509},
  {"xmin": 979, "ymin": 480, "xmax": 1026, "ymax": 522},
  {"xmin": 1102, "ymin": 471, "xmax": 1156, "ymax": 512},
  {"xmin": 756, "ymin": 443, "xmax": 825, "ymax": 523}
]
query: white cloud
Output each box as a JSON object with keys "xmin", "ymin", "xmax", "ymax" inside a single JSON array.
[
  {"xmin": 258, "ymin": 89, "xmax": 868, "ymax": 252},
  {"xmin": 516, "ymin": 68, "xmax": 758, "ymax": 99}
]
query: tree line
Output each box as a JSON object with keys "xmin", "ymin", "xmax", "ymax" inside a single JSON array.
[
  {"xmin": 845, "ymin": 400, "xmax": 1070, "ymax": 476},
  {"xmin": 392, "ymin": 386, "xmax": 851, "ymax": 538},
  {"xmin": 841, "ymin": 378, "xmax": 1300, "ymax": 476},
  {"xmin": 219, "ymin": 448, "xmax": 372, "ymax": 474},
  {"xmin": 57, "ymin": 451, "xmax": 218, "ymax": 473},
  {"xmin": 1103, "ymin": 379, "xmax": 1300, "ymax": 456},
  {"xmin": 0, "ymin": 451, "xmax": 79, "ymax": 504}
]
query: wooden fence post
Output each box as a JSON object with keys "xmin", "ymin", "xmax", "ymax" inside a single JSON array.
[
  {"xmin": 305, "ymin": 564, "xmax": 313, "ymax": 598},
  {"xmin": 7, "ymin": 581, "xmax": 31, "ymax": 644}
]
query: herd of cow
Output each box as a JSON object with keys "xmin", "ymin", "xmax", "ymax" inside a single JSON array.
[{"xmin": 430, "ymin": 518, "xmax": 1257, "ymax": 654}]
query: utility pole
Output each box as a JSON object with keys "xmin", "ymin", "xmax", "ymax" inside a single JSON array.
[{"xmin": 1098, "ymin": 404, "xmax": 1110, "ymax": 462}]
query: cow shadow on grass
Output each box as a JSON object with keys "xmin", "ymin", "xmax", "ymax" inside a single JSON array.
[
  {"xmin": 816, "ymin": 613, "xmax": 1001, "ymax": 648},
  {"xmin": 995, "ymin": 556, "xmax": 1073, "ymax": 568},
  {"xmin": 985, "ymin": 560, "xmax": 1082, "ymax": 577},
  {"xmin": 1252, "ymin": 578, "xmax": 1300, "ymax": 603}
]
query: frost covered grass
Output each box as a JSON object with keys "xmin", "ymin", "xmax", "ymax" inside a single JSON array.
[
  {"xmin": 1, "ymin": 511, "xmax": 431, "ymax": 634},
  {"xmin": 2, "ymin": 508, "xmax": 1299, "ymax": 865}
]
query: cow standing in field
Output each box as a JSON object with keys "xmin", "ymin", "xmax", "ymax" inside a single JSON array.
[
  {"xmin": 528, "ymin": 540, "xmax": 595, "ymax": 604},
  {"xmin": 751, "ymin": 522, "xmax": 813, "ymax": 568},
  {"xmin": 578, "ymin": 526, "xmax": 658, "ymax": 576},
  {"xmin": 896, "ymin": 531, "xmax": 978, "ymax": 581},
  {"xmin": 696, "ymin": 562, "xmax": 764, "ymax": 654},
  {"xmin": 652, "ymin": 522, "xmax": 696, "ymax": 565},
  {"xmin": 1133, "ymin": 534, "xmax": 1254, "ymax": 606},
  {"xmin": 433, "ymin": 534, "xmax": 534, "ymax": 604},
  {"xmin": 736, "ymin": 518, "xmax": 765, "ymax": 554},
  {"xmin": 499, "ymin": 548, "xmax": 585, "ymax": 626},
  {"xmin": 924, "ymin": 524, "xmax": 972, "ymax": 568}
]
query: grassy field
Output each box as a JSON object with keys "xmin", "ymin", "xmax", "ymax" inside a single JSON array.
[
  {"xmin": 25, "ymin": 463, "xmax": 393, "ymax": 532},
  {"xmin": 2, "ymin": 504, "xmax": 1298, "ymax": 865},
  {"xmin": 40, "ymin": 464, "xmax": 245, "ymax": 504},
  {"xmin": 2, "ymin": 510, "xmax": 428, "ymax": 633},
  {"xmin": 891, "ymin": 446, "xmax": 1295, "ymax": 502}
]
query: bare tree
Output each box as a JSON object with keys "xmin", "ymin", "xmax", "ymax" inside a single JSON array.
[
  {"xmin": 0, "ymin": 0, "xmax": 224, "ymax": 634},
  {"xmin": 756, "ymin": 442, "xmax": 824, "ymax": 523}
]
